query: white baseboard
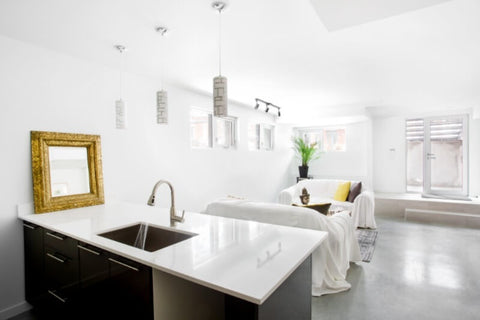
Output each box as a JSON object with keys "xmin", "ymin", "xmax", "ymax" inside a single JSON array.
[
  {"xmin": 0, "ymin": 301, "xmax": 31, "ymax": 320},
  {"xmin": 405, "ymin": 208, "xmax": 480, "ymax": 219}
]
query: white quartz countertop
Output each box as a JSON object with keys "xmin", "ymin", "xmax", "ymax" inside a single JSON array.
[{"xmin": 18, "ymin": 202, "xmax": 327, "ymax": 304}]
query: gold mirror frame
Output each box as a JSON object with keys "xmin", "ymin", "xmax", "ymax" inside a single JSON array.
[{"xmin": 31, "ymin": 131, "xmax": 105, "ymax": 213}]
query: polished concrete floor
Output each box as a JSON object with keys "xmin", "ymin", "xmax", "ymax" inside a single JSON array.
[
  {"xmin": 10, "ymin": 216, "xmax": 480, "ymax": 320},
  {"xmin": 312, "ymin": 216, "xmax": 480, "ymax": 320}
]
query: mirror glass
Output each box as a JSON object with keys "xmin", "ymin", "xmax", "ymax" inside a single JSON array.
[{"xmin": 49, "ymin": 146, "xmax": 90, "ymax": 197}]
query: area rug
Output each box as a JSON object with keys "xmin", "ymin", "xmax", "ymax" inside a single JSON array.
[{"xmin": 356, "ymin": 229, "xmax": 378, "ymax": 263}]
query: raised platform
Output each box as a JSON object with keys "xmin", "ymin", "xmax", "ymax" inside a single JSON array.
[{"xmin": 375, "ymin": 193, "xmax": 480, "ymax": 228}]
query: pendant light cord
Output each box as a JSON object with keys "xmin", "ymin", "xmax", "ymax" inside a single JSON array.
[
  {"xmin": 160, "ymin": 39, "xmax": 164, "ymax": 90},
  {"xmin": 218, "ymin": 8, "xmax": 222, "ymax": 76},
  {"xmin": 120, "ymin": 51, "xmax": 124, "ymax": 100}
]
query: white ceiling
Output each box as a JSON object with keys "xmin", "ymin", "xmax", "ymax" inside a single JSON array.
[
  {"xmin": 311, "ymin": 0, "xmax": 453, "ymax": 31},
  {"xmin": 0, "ymin": 0, "xmax": 478, "ymax": 124}
]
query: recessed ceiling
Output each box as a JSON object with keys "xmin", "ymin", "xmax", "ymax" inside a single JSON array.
[
  {"xmin": 0, "ymin": 0, "xmax": 478, "ymax": 124},
  {"xmin": 310, "ymin": 0, "xmax": 454, "ymax": 31}
]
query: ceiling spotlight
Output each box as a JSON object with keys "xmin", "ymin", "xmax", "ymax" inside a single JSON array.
[
  {"xmin": 155, "ymin": 26, "xmax": 168, "ymax": 36},
  {"xmin": 114, "ymin": 45, "xmax": 126, "ymax": 53},
  {"xmin": 254, "ymin": 98, "xmax": 281, "ymax": 117},
  {"xmin": 211, "ymin": 1, "xmax": 226, "ymax": 10}
]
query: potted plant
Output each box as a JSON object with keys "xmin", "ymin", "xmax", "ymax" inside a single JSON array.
[{"xmin": 292, "ymin": 137, "xmax": 321, "ymax": 178}]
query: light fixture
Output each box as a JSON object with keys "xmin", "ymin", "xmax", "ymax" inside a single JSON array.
[
  {"xmin": 156, "ymin": 26, "xmax": 168, "ymax": 124},
  {"xmin": 115, "ymin": 45, "xmax": 127, "ymax": 129},
  {"xmin": 254, "ymin": 98, "xmax": 281, "ymax": 117},
  {"xmin": 212, "ymin": 1, "xmax": 228, "ymax": 117}
]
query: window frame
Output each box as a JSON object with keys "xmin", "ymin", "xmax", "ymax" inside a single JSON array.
[
  {"xmin": 405, "ymin": 114, "xmax": 469, "ymax": 196},
  {"xmin": 295, "ymin": 127, "xmax": 346, "ymax": 152},
  {"xmin": 190, "ymin": 108, "xmax": 213, "ymax": 149},
  {"xmin": 257, "ymin": 124, "xmax": 275, "ymax": 151},
  {"xmin": 190, "ymin": 108, "xmax": 238, "ymax": 150},
  {"xmin": 213, "ymin": 115, "xmax": 238, "ymax": 149}
]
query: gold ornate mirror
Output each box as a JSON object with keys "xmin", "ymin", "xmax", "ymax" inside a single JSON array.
[{"xmin": 31, "ymin": 131, "xmax": 104, "ymax": 213}]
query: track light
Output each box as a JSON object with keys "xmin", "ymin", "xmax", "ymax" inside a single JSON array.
[{"xmin": 254, "ymin": 98, "xmax": 281, "ymax": 117}]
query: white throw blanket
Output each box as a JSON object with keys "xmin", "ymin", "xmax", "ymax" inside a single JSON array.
[{"xmin": 204, "ymin": 198, "xmax": 362, "ymax": 296}]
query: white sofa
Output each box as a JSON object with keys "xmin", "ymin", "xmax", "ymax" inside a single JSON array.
[
  {"xmin": 279, "ymin": 179, "xmax": 377, "ymax": 229},
  {"xmin": 204, "ymin": 198, "xmax": 361, "ymax": 296}
]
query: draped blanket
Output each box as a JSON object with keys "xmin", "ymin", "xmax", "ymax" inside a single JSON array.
[{"xmin": 204, "ymin": 198, "xmax": 361, "ymax": 296}]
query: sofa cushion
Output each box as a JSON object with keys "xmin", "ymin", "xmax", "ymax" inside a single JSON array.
[
  {"xmin": 347, "ymin": 182, "xmax": 362, "ymax": 202},
  {"xmin": 297, "ymin": 179, "xmax": 351, "ymax": 199},
  {"xmin": 333, "ymin": 181, "xmax": 351, "ymax": 201}
]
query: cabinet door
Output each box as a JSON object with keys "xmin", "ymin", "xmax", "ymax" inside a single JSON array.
[
  {"xmin": 44, "ymin": 246, "xmax": 79, "ymax": 291},
  {"xmin": 23, "ymin": 222, "xmax": 45, "ymax": 304},
  {"xmin": 43, "ymin": 229, "xmax": 79, "ymax": 306},
  {"xmin": 76, "ymin": 242, "xmax": 110, "ymax": 317},
  {"xmin": 78, "ymin": 242, "xmax": 109, "ymax": 288},
  {"xmin": 107, "ymin": 254, "xmax": 153, "ymax": 319},
  {"xmin": 44, "ymin": 229, "xmax": 78, "ymax": 258}
]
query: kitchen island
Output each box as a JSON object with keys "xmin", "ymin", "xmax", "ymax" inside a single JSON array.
[{"xmin": 19, "ymin": 202, "xmax": 327, "ymax": 319}]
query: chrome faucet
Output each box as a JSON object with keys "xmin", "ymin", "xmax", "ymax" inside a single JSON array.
[{"xmin": 147, "ymin": 180, "xmax": 185, "ymax": 223}]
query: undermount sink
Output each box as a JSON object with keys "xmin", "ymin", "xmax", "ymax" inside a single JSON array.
[{"xmin": 98, "ymin": 223, "xmax": 196, "ymax": 252}]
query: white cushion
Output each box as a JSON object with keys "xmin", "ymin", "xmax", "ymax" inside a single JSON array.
[{"xmin": 296, "ymin": 179, "xmax": 358, "ymax": 199}]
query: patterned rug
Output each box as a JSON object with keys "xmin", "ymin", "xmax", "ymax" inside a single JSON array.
[{"xmin": 356, "ymin": 229, "xmax": 378, "ymax": 263}]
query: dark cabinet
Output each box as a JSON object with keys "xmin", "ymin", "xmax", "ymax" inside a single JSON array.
[
  {"xmin": 23, "ymin": 222, "xmax": 44, "ymax": 304},
  {"xmin": 24, "ymin": 222, "xmax": 153, "ymax": 319},
  {"xmin": 107, "ymin": 254, "xmax": 153, "ymax": 319},
  {"xmin": 43, "ymin": 229, "xmax": 79, "ymax": 312},
  {"xmin": 78, "ymin": 242, "xmax": 109, "ymax": 288},
  {"xmin": 77, "ymin": 242, "xmax": 110, "ymax": 318}
]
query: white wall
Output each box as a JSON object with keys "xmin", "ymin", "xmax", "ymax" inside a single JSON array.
[
  {"xmin": 291, "ymin": 120, "xmax": 373, "ymax": 188},
  {"xmin": 469, "ymin": 116, "xmax": 480, "ymax": 198},
  {"xmin": 372, "ymin": 117, "xmax": 406, "ymax": 193},
  {"xmin": 372, "ymin": 114, "xmax": 480, "ymax": 197},
  {"xmin": 0, "ymin": 35, "xmax": 293, "ymax": 315}
]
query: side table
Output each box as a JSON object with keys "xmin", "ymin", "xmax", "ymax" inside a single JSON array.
[{"xmin": 296, "ymin": 176, "xmax": 313, "ymax": 183}]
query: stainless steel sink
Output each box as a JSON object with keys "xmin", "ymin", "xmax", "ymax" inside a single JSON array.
[{"xmin": 98, "ymin": 223, "xmax": 196, "ymax": 252}]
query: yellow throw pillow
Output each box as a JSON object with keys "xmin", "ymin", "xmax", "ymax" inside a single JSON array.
[{"xmin": 333, "ymin": 181, "xmax": 351, "ymax": 201}]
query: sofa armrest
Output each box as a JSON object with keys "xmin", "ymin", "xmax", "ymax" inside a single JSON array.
[
  {"xmin": 279, "ymin": 184, "xmax": 297, "ymax": 204},
  {"xmin": 352, "ymin": 190, "xmax": 376, "ymax": 228},
  {"xmin": 354, "ymin": 190, "xmax": 374, "ymax": 206}
]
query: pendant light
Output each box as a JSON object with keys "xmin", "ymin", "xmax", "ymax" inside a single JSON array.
[
  {"xmin": 115, "ymin": 45, "xmax": 127, "ymax": 129},
  {"xmin": 156, "ymin": 26, "xmax": 168, "ymax": 124},
  {"xmin": 212, "ymin": 1, "xmax": 228, "ymax": 117}
]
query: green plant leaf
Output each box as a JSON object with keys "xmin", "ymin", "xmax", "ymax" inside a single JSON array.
[{"xmin": 292, "ymin": 136, "xmax": 321, "ymax": 166}]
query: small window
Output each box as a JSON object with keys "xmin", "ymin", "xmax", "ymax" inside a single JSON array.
[
  {"xmin": 303, "ymin": 130, "xmax": 323, "ymax": 146},
  {"xmin": 249, "ymin": 124, "xmax": 275, "ymax": 150},
  {"xmin": 214, "ymin": 116, "xmax": 237, "ymax": 149},
  {"xmin": 259, "ymin": 124, "xmax": 274, "ymax": 150},
  {"xmin": 323, "ymin": 129, "xmax": 346, "ymax": 152},
  {"xmin": 190, "ymin": 109, "xmax": 212, "ymax": 148},
  {"xmin": 296, "ymin": 127, "xmax": 346, "ymax": 152}
]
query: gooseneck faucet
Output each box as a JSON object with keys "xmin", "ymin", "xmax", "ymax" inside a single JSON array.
[{"xmin": 147, "ymin": 180, "xmax": 185, "ymax": 223}]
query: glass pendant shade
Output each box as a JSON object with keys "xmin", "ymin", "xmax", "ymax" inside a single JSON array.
[
  {"xmin": 115, "ymin": 99, "xmax": 126, "ymax": 129},
  {"xmin": 213, "ymin": 76, "xmax": 227, "ymax": 117},
  {"xmin": 156, "ymin": 90, "xmax": 168, "ymax": 124}
]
